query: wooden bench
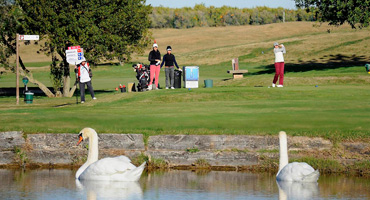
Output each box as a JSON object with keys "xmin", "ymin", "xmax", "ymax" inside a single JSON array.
[
  {"xmin": 227, "ymin": 70, "xmax": 249, "ymax": 79},
  {"xmin": 227, "ymin": 58, "xmax": 248, "ymax": 79}
]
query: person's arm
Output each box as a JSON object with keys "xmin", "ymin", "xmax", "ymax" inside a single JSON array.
[
  {"xmin": 74, "ymin": 66, "xmax": 80, "ymax": 80},
  {"xmin": 156, "ymin": 52, "xmax": 161, "ymax": 65},
  {"xmin": 281, "ymin": 44, "xmax": 286, "ymax": 53},
  {"xmin": 160, "ymin": 55, "xmax": 165, "ymax": 68},
  {"xmin": 148, "ymin": 51, "xmax": 155, "ymax": 62},
  {"xmin": 274, "ymin": 47, "xmax": 285, "ymax": 54},
  {"xmin": 173, "ymin": 55, "xmax": 180, "ymax": 69}
]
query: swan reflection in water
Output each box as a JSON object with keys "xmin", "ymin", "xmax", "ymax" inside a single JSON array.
[
  {"xmin": 76, "ymin": 179, "xmax": 143, "ymax": 200},
  {"xmin": 277, "ymin": 181, "xmax": 319, "ymax": 200}
]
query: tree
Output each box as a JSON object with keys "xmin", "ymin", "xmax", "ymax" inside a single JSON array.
[
  {"xmin": 0, "ymin": 0, "xmax": 55, "ymax": 97},
  {"xmin": 295, "ymin": 0, "xmax": 370, "ymax": 28},
  {"xmin": 1, "ymin": 0, "xmax": 152, "ymax": 97}
]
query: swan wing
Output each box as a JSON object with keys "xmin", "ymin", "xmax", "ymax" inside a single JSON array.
[
  {"xmin": 79, "ymin": 156, "xmax": 145, "ymax": 181},
  {"xmin": 277, "ymin": 162, "xmax": 319, "ymax": 182}
]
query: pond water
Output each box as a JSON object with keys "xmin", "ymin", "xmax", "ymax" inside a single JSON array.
[{"xmin": 0, "ymin": 169, "xmax": 369, "ymax": 200}]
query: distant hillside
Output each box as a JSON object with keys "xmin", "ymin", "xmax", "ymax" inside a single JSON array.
[
  {"xmin": 136, "ymin": 22, "xmax": 370, "ymax": 66},
  {"xmin": 7, "ymin": 22, "xmax": 370, "ymax": 68}
]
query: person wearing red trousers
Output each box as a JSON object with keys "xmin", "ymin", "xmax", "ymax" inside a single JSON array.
[
  {"xmin": 148, "ymin": 42, "xmax": 161, "ymax": 90},
  {"xmin": 272, "ymin": 42, "xmax": 286, "ymax": 88}
]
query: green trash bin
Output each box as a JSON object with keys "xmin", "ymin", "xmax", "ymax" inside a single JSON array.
[
  {"xmin": 204, "ymin": 79, "xmax": 213, "ymax": 88},
  {"xmin": 365, "ymin": 64, "xmax": 370, "ymax": 72},
  {"xmin": 24, "ymin": 92, "xmax": 34, "ymax": 104}
]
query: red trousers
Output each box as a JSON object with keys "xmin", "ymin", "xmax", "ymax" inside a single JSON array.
[
  {"xmin": 273, "ymin": 62, "xmax": 284, "ymax": 85},
  {"xmin": 149, "ymin": 65, "xmax": 160, "ymax": 88}
]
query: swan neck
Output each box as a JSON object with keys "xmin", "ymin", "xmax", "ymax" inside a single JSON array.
[
  {"xmin": 87, "ymin": 131, "xmax": 99, "ymax": 163},
  {"xmin": 75, "ymin": 129, "xmax": 99, "ymax": 179},
  {"xmin": 278, "ymin": 133, "xmax": 289, "ymax": 173}
]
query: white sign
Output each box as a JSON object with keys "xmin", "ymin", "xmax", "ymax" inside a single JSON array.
[
  {"xmin": 66, "ymin": 48, "xmax": 84, "ymax": 65},
  {"xmin": 19, "ymin": 35, "xmax": 39, "ymax": 40}
]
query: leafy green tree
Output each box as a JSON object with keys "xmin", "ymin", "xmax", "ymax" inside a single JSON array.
[
  {"xmin": 1, "ymin": 0, "xmax": 152, "ymax": 97},
  {"xmin": 295, "ymin": 0, "xmax": 370, "ymax": 28},
  {"xmin": 0, "ymin": 0, "xmax": 54, "ymax": 96}
]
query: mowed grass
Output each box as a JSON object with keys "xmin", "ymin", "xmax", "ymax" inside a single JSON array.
[
  {"xmin": 1, "ymin": 65, "xmax": 370, "ymax": 140},
  {"xmin": 1, "ymin": 22, "xmax": 370, "ymax": 140},
  {"xmin": 0, "ymin": 83, "xmax": 369, "ymax": 140}
]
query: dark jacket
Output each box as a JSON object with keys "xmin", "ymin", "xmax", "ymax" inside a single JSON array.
[
  {"xmin": 148, "ymin": 50, "xmax": 161, "ymax": 65},
  {"xmin": 160, "ymin": 53, "xmax": 179, "ymax": 69}
]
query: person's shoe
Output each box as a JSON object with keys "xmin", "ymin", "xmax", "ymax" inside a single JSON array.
[
  {"xmin": 277, "ymin": 85, "xmax": 284, "ymax": 88},
  {"xmin": 171, "ymin": 87, "xmax": 175, "ymax": 89},
  {"xmin": 93, "ymin": 97, "xmax": 97, "ymax": 100},
  {"xmin": 81, "ymin": 101, "xmax": 85, "ymax": 104},
  {"xmin": 155, "ymin": 87, "xmax": 159, "ymax": 90},
  {"xmin": 148, "ymin": 85, "xmax": 152, "ymax": 91},
  {"xmin": 272, "ymin": 83, "xmax": 276, "ymax": 88},
  {"xmin": 165, "ymin": 87, "xmax": 169, "ymax": 89}
]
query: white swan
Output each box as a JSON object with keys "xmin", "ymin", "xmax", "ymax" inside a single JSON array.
[
  {"xmin": 75, "ymin": 127, "xmax": 146, "ymax": 181},
  {"xmin": 276, "ymin": 131, "xmax": 319, "ymax": 182}
]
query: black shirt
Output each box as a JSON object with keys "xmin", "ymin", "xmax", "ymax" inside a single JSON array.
[
  {"xmin": 148, "ymin": 50, "xmax": 161, "ymax": 65},
  {"xmin": 160, "ymin": 53, "xmax": 179, "ymax": 68}
]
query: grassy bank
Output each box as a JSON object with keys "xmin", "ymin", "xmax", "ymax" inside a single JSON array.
[{"xmin": 1, "ymin": 81, "xmax": 370, "ymax": 140}]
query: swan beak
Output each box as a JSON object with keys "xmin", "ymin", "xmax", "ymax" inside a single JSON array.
[{"xmin": 77, "ymin": 135, "xmax": 83, "ymax": 145}]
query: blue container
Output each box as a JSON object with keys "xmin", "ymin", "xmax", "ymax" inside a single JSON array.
[
  {"xmin": 204, "ymin": 79, "xmax": 213, "ymax": 88},
  {"xmin": 24, "ymin": 92, "xmax": 34, "ymax": 104}
]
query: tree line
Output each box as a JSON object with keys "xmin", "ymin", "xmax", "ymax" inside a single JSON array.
[{"xmin": 150, "ymin": 4, "xmax": 316, "ymax": 29}]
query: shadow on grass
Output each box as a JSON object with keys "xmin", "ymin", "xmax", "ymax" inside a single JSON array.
[
  {"xmin": 252, "ymin": 54, "xmax": 369, "ymax": 75},
  {"xmin": 0, "ymin": 87, "xmax": 114, "ymax": 97},
  {"xmin": 94, "ymin": 61, "xmax": 138, "ymax": 67}
]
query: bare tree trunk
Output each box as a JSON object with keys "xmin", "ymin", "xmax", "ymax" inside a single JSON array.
[
  {"xmin": 19, "ymin": 57, "xmax": 55, "ymax": 97},
  {"xmin": 63, "ymin": 75, "xmax": 70, "ymax": 97},
  {"xmin": 19, "ymin": 68, "xmax": 55, "ymax": 97},
  {"xmin": 61, "ymin": 46, "xmax": 73, "ymax": 97},
  {"xmin": 67, "ymin": 84, "xmax": 77, "ymax": 97}
]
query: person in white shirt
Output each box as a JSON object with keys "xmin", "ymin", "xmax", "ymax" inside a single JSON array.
[
  {"xmin": 74, "ymin": 58, "xmax": 96, "ymax": 103},
  {"xmin": 272, "ymin": 42, "xmax": 286, "ymax": 88}
]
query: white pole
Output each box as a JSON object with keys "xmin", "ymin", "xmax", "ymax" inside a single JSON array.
[{"xmin": 16, "ymin": 34, "xmax": 19, "ymax": 105}]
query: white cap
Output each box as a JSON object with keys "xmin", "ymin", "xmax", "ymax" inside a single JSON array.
[
  {"xmin": 153, "ymin": 43, "xmax": 158, "ymax": 48},
  {"xmin": 80, "ymin": 57, "xmax": 86, "ymax": 62}
]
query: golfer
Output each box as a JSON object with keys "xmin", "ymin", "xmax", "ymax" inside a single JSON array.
[
  {"xmin": 272, "ymin": 42, "xmax": 286, "ymax": 88},
  {"xmin": 75, "ymin": 58, "xmax": 96, "ymax": 103},
  {"xmin": 160, "ymin": 46, "xmax": 181, "ymax": 89},
  {"xmin": 148, "ymin": 42, "xmax": 161, "ymax": 90}
]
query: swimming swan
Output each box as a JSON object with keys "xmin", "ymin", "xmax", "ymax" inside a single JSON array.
[
  {"xmin": 276, "ymin": 131, "xmax": 319, "ymax": 182},
  {"xmin": 75, "ymin": 127, "xmax": 146, "ymax": 181}
]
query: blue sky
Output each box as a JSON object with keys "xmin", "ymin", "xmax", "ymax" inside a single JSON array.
[{"xmin": 146, "ymin": 0, "xmax": 297, "ymax": 9}]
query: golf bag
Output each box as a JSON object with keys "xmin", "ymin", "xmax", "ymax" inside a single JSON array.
[{"xmin": 132, "ymin": 63, "xmax": 150, "ymax": 91}]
